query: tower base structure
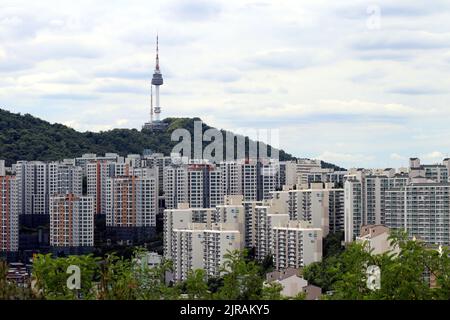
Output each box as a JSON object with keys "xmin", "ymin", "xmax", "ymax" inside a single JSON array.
[{"xmin": 143, "ymin": 121, "xmax": 168, "ymax": 132}]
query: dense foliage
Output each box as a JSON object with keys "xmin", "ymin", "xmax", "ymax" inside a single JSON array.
[
  {"xmin": 4, "ymin": 249, "xmax": 288, "ymax": 300},
  {"xmin": 303, "ymin": 231, "xmax": 450, "ymax": 300},
  {"xmin": 0, "ymin": 108, "xmax": 303, "ymax": 166}
]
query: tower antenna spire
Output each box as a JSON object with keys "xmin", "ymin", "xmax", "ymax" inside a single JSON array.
[{"xmin": 156, "ymin": 34, "xmax": 160, "ymax": 72}]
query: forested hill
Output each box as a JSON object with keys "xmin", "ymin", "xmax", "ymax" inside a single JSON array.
[{"xmin": 0, "ymin": 108, "xmax": 343, "ymax": 170}]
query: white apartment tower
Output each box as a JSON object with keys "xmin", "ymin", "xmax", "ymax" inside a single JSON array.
[
  {"xmin": 163, "ymin": 165, "xmax": 188, "ymax": 210},
  {"xmin": 270, "ymin": 183, "xmax": 345, "ymax": 237},
  {"xmin": 272, "ymin": 221, "xmax": 322, "ymax": 270},
  {"xmin": 296, "ymin": 159, "xmax": 322, "ymax": 188},
  {"xmin": 385, "ymin": 180, "xmax": 450, "ymax": 246},
  {"xmin": 0, "ymin": 160, "xmax": 5, "ymax": 176},
  {"xmin": 220, "ymin": 161, "xmax": 242, "ymax": 197},
  {"xmin": 15, "ymin": 161, "xmax": 49, "ymax": 215},
  {"xmin": 254, "ymin": 205, "xmax": 289, "ymax": 261},
  {"xmin": 163, "ymin": 206, "xmax": 216, "ymax": 260},
  {"xmin": 171, "ymin": 223, "xmax": 241, "ymax": 281},
  {"xmin": 241, "ymin": 160, "xmax": 258, "ymax": 201}
]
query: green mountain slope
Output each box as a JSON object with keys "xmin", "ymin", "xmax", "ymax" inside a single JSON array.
[{"xmin": 0, "ymin": 108, "xmax": 343, "ymax": 170}]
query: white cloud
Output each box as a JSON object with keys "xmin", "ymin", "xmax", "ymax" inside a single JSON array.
[
  {"xmin": 422, "ymin": 151, "xmax": 446, "ymax": 162},
  {"xmin": 316, "ymin": 151, "xmax": 375, "ymax": 165},
  {"xmin": 390, "ymin": 153, "xmax": 406, "ymax": 161}
]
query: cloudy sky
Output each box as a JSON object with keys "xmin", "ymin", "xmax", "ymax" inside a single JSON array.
[{"xmin": 1, "ymin": 0, "xmax": 450, "ymax": 168}]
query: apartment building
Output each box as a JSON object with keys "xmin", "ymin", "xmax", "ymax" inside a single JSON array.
[
  {"xmin": 209, "ymin": 168, "xmax": 223, "ymax": 208},
  {"xmin": 385, "ymin": 179, "xmax": 450, "ymax": 246},
  {"xmin": 105, "ymin": 170, "xmax": 158, "ymax": 229},
  {"xmin": 270, "ymin": 183, "xmax": 345, "ymax": 237},
  {"xmin": 75, "ymin": 153, "xmax": 123, "ymax": 174},
  {"xmin": 272, "ymin": 221, "xmax": 322, "ymax": 270},
  {"xmin": 344, "ymin": 169, "xmax": 409, "ymax": 242},
  {"xmin": 215, "ymin": 201, "xmax": 245, "ymax": 247},
  {"xmin": 279, "ymin": 161, "xmax": 297, "ymax": 188},
  {"xmin": 187, "ymin": 163, "xmax": 223, "ymax": 209},
  {"xmin": 0, "ymin": 160, "xmax": 5, "ymax": 176},
  {"xmin": 0, "ymin": 174, "xmax": 18, "ymax": 253},
  {"xmin": 48, "ymin": 163, "xmax": 83, "ymax": 197},
  {"xmin": 87, "ymin": 160, "xmax": 124, "ymax": 215},
  {"xmin": 261, "ymin": 161, "xmax": 280, "ymax": 201},
  {"xmin": 254, "ymin": 205, "xmax": 289, "ymax": 261},
  {"xmin": 142, "ymin": 153, "xmax": 173, "ymax": 194},
  {"xmin": 242, "ymin": 200, "xmax": 265, "ymax": 248},
  {"xmin": 307, "ymin": 168, "xmax": 348, "ymax": 187},
  {"xmin": 171, "ymin": 223, "xmax": 241, "ymax": 281},
  {"xmin": 241, "ymin": 160, "xmax": 258, "ymax": 201},
  {"xmin": 15, "ymin": 161, "xmax": 49, "ymax": 215},
  {"xmin": 220, "ymin": 161, "xmax": 242, "ymax": 197},
  {"xmin": 163, "ymin": 165, "xmax": 188, "ymax": 210},
  {"xmin": 49, "ymin": 194, "xmax": 94, "ymax": 249},
  {"xmin": 296, "ymin": 159, "xmax": 322, "ymax": 188},
  {"xmin": 163, "ymin": 205, "xmax": 216, "ymax": 260}
]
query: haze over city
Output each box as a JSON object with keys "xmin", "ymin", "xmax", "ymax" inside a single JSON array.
[{"xmin": 1, "ymin": 0, "xmax": 450, "ymax": 168}]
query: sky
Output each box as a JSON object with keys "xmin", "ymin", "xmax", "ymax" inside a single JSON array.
[{"xmin": 1, "ymin": 0, "xmax": 450, "ymax": 169}]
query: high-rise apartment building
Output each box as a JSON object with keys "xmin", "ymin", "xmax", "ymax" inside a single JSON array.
[
  {"xmin": 254, "ymin": 205, "xmax": 289, "ymax": 261},
  {"xmin": 87, "ymin": 160, "xmax": 119, "ymax": 215},
  {"xmin": 385, "ymin": 179, "xmax": 450, "ymax": 246},
  {"xmin": 0, "ymin": 160, "xmax": 5, "ymax": 177},
  {"xmin": 48, "ymin": 163, "xmax": 83, "ymax": 197},
  {"xmin": 272, "ymin": 221, "xmax": 322, "ymax": 270},
  {"xmin": 163, "ymin": 165, "xmax": 188, "ymax": 210},
  {"xmin": 220, "ymin": 161, "xmax": 242, "ymax": 197},
  {"xmin": 279, "ymin": 161, "xmax": 297, "ymax": 188},
  {"xmin": 0, "ymin": 174, "xmax": 18, "ymax": 253},
  {"xmin": 242, "ymin": 200, "xmax": 265, "ymax": 248},
  {"xmin": 171, "ymin": 223, "xmax": 241, "ymax": 281},
  {"xmin": 260, "ymin": 161, "xmax": 280, "ymax": 201},
  {"xmin": 15, "ymin": 161, "xmax": 49, "ymax": 215},
  {"xmin": 49, "ymin": 194, "xmax": 94, "ymax": 249},
  {"xmin": 296, "ymin": 159, "xmax": 322, "ymax": 188},
  {"xmin": 163, "ymin": 205, "xmax": 216, "ymax": 260},
  {"xmin": 270, "ymin": 183, "xmax": 345, "ymax": 237},
  {"xmin": 105, "ymin": 170, "xmax": 158, "ymax": 229},
  {"xmin": 241, "ymin": 160, "xmax": 258, "ymax": 201},
  {"xmin": 344, "ymin": 169, "xmax": 409, "ymax": 242}
]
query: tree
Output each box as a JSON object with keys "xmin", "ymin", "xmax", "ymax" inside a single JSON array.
[
  {"xmin": 32, "ymin": 254, "xmax": 99, "ymax": 300},
  {"xmin": 302, "ymin": 255, "xmax": 341, "ymax": 292},
  {"xmin": 330, "ymin": 242, "xmax": 374, "ymax": 300},
  {"xmin": 215, "ymin": 250, "xmax": 265, "ymax": 300},
  {"xmin": 97, "ymin": 253, "xmax": 137, "ymax": 300},
  {"xmin": 320, "ymin": 230, "xmax": 450, "ymax": 300},
  {"xmin": 261, "ymin": 282, "xmax": 283, "ymax": 300},
  {"xmin": 185, "ymin": 269, "xmax": 210, "ymax": 299},
  {"xmin": 323, "ymin": 231, "xmax": 344, "ymax": 258}
]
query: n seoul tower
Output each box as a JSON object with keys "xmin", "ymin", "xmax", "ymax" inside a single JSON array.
[
  {"xmin": 152, "ymin": 35, "xmax": 163, "ymax": 121},
  {"xmin": 144, "ymin": 35, "xmax": 167, "ymax": 131}
]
